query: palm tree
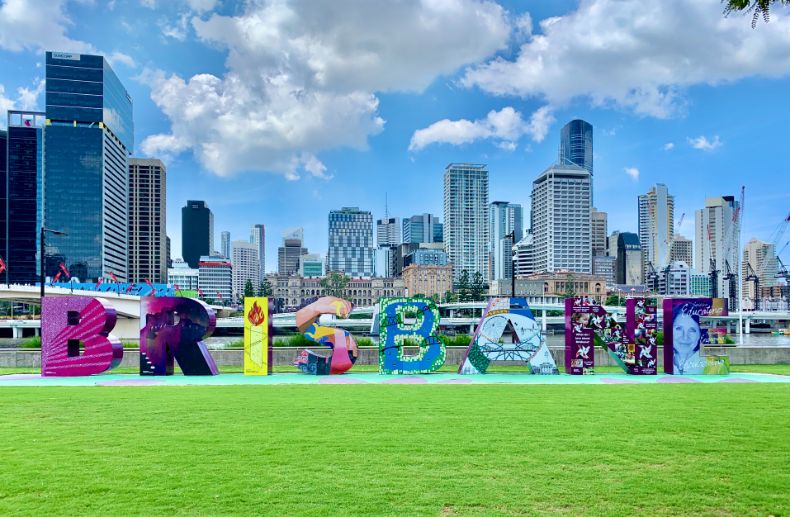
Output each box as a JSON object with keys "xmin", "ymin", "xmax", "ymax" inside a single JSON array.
[{"xmin": 724, "ymin": 0, "xmax": 790, "ymax": 28}]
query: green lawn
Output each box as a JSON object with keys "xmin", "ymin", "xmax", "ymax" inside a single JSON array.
[{"xmin": 0, "ymin": 384, "xmax": 788, "ymax": 515}]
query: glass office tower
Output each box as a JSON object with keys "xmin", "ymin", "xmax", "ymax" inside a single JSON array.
[
  {"xmin": 44, "ymin": 51, "xmax": 133, "ymax": 282},
  {"xmin": 559, "ymin": 119, "xmax": 593, "ymax": 175},
  {"xmin": 0, "ymin": 129, "xmax": 6, "ymax": 284},
  {"xmin": 3, "ymin": 112, "xmax": 45, "ymax": 284}
]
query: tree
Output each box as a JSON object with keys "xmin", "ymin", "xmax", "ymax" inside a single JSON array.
[
  {"xmin": 723, "ymin": 0, "xmax": 790, "ymax": 27},
  {"xmin": 470, "ymin": 271, "xmax": 486, "ymax": 301},
  {"xmin": 320, "ymin": 271, "xmax": 350, "ymax": 298},
  {"xmin": 443, "ymin": 290, "xmax": 458, "ymax": 303},
  {"xmin": 456, "ymin": 270, "xmax": 470, "ymax": 302},
  {"xmin": 605, "ymin": 294, "xmax": 623, "ymax": 306},
  {"xmin": 257, "ymin": 278, "xmax": 273, "ymax": 297},
  {"xmin": 244, "ymin": 279, "xmax": 255, "ymax": 299},
  {"xmin": 563, "ymin": 273, "xmax": 576, "ymax": 299}
]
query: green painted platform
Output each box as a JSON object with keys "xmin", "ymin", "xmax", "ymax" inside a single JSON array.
[{"xmin": 1, "ymin": 372, "xmax": 789, "ymax": 386}]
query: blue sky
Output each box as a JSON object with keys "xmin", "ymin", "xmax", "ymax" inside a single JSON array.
[{"xmin": 1, "ymin": 0, "xmax": 789, "ymax": 272}]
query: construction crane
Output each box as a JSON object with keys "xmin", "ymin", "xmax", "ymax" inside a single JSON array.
[
  {"xmin": 723, "ymin": 259, "xmax": 738, "ymax": 310},
  {"xmin": 745, "ymin": 262, "xmax": 760, "ymax": 310},
  {"xmin": 755, "ymin": 212, "xmax": 790, "ymax": 302},
  {"xmin": 709, "ymin": 257, "xmax": 719, "ymax": 299}
]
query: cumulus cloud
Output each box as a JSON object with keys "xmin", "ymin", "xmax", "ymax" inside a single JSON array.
[
  {"xmin": 624, "ymin": 167, "xmax": 640, "ymax": 180},
  {"xmin": 462, "ymin": 0, "xmax": 790, "ymax": 118},
  {"xmin": 0, "ymin": 0, "xmax": 95, "ymax": 53},
  {"xmin": 107, "ymin": 51, "xmax": 136, "ymax": 68},
  {"xmin": 663, "ymin": 142, "xmax": 675, "ymax": 151},
  {"xmin": 408, "ymin": 105, "xmax": 554, "ymax": 151},
  {"xmin": 0, "ymin": 80, "xmax": 45, "ymax": 128},
  {"xmin": 688, "ymin": 135, "xmax": 722, "ymax": 151},
  {"xmin": 142, "ymin": 0, "xmax": 511, "ymax": 177}
]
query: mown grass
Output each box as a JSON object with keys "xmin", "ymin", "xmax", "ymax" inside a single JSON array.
[{"xmin": 0, "ymin": 384, "xmax": 788, "ymax": 515}]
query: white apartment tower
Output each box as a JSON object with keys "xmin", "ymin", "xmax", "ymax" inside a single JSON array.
[
  {"xmin": 638, "ymin": 184, "xmax": 675, "ymax": 278},
  {"xmin": 231, "ymin": 241, "xmax": 260, "ymax": 302},
  {"xmin": 531, "ymin": 163, "xmax": 592, "ymax": 274},
  {"xmin": 695, "ymin": 195, "xmax": 741, "ymax": 303},
  {"xmin": 488, "ymin": 201, "xmax": 523, "ymax": 281},
  {"xmin": 444, "ymin": 163, "xmax": 489, "ymax": 282}
]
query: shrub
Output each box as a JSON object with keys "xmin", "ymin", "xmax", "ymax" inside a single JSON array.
[{"xmin": 20, "ymin": 336, "xmax": 41, "ymax": 349}]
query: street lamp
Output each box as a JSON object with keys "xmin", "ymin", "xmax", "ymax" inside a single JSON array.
[
  {"xmin": 40, "ymin": 227, "xmax": 67, "ymax": 299},
  {"xmin": 507, "ymin": 230, "xmax": 517, "ymax": 297}
]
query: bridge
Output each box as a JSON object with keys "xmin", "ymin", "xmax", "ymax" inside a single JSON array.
[{"xmin": 1, "ymin": 285, "xmax": 788, "ymax": 339}]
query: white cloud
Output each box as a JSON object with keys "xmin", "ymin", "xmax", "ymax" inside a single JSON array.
[
  {"xmin": 408, "ymin": 106, "xmax": 552, "ymax": 151},
  {"xmin": 663, "ymin": 142, "xmax": 675, "ymax": 151},
  {"xmin": 0, "ymin": 80, "xmax": 45, "ymax": 128},
  {"xmin": 107, "ymin": 51, "xmax": 136, "ymax": 68},
  {"xmin": 0, "ymin": 0, "xmax": 95, "ymax": 54},
  {"xmin": 161, "ymin": 12, "xmax": 191, "ymax": 41},
  {"xmin": 624, "ymin": 167, "xmax": 640, "ymax": 180},
  {"xmin": 141, "ymin": 0, "xmax": 217, "ymax": 12},
  {"xmin": 142, "ymin": 0, "xmax": 511, "ymax": 177},
  {"xmin": 462, "ymin": 0, "xmax": 790, "ymax": 118},
  {"xmin": 688, "ymin": 135, "xmax": 722, "ymax": 151}
]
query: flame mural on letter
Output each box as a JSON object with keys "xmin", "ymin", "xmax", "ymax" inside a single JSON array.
[{"xmin": 248, "ymin": 301, "xmax": 266, "ymax": 326}]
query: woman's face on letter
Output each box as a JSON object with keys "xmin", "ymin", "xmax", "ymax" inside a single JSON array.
[{"xmin": 674, "ymin": 313, "xmax": 700, "ymax": 352}]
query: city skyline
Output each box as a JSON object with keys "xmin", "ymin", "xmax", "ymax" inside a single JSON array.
[{"xmin": 0, "ymin": 1, "xmax": 788, "ymax": 276}]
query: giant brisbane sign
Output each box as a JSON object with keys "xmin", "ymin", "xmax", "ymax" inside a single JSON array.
[
  {"xmin": 378, "ymin": 297, "xmax": 445, "ymax": 374},
  {"xmin": 663, "ymin": 298, "xmax": 730, "ymax": 375},
  {"xmin": 564, "ymin": 297, "xmax": 657, "ymax": 375},
  {"xmin": 39, "ymin": 294, "xmax": 731, "ymax": 377},
  {"xmin": 459, "ymin": 297, "xmax": 558, "ymax": 375}
]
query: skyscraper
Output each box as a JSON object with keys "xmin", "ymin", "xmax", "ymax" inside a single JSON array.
[
  {"xmin": 231, "ymin": 240, "xmax": 260, "ymax": 301},
  {"xmin": 559, "ymin": 119, "xmax": 593, "ymax": 175},
  {"xmin": 694, "ymin": 195, "xmax": 740, "ymax": 303},
  {"xmin": 220, "ymin": 231, "xmax": 231, "ymax": 259},
  {"xmin": 591, "ymin": 208, "xmax": 608, "ymax": 257},
  {"xmin": 327, "ymin": 207, "xmax": 375, "ymax": 277},
  {"xmin": 531, "ymin": 163, "xmax": 592, "ymax": 274},
  {"xmin": 670, "ymin": 235, "xmax": 693, "ymax": 267},
  {"xmin": 488, "ymin": 201, "xmax": 523, "ymax": 281},
  {"xmin": 44, "ymin": 51, "xmax": 133, "ymax": 282},
  {"xmin": 638, "ymin": 184, "xmax": 675, "ymax": 278},
  {"xmin": 182, "ymin": 200, "xmax": 213, "ymax": 268},
  {"xmin": 0, "ymin": 128, "xmax": 6, "ymax": 284},
  {"xmin": 250, "ymin": 224, "xmax": 265, "ymax": 278},
  {"xmin": 2, "ymin": 111, "xmax": 44, "ymax": 284},
  {"xmin": 616, "ymin": 232, "xmax": 642, "ymax": 285},
  {"xmin": 444, "ymin": 163, "xmax": 489, "ymax": 282},
  {"xmin": 278, "ymin": 228, "xmax": 308, "ymax": 276},
  {"xmin": 402, "ymin": 213, "xmax": 443, "ymax": 244},
  {"xmin": 128, "ymin": 158, "xmax": 167, "ymax": 283},
  {"xmin": 742, "ymin": 238, "xmax": 777, "ymax": 302},
  {"xmin": 376, "ymin": 217, "xmax": 401, "ymax": 246}
]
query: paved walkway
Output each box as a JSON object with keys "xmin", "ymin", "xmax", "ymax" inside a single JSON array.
[{"xmin": 1, "ymin": 372, "xmax": 789, "ymax": 386}]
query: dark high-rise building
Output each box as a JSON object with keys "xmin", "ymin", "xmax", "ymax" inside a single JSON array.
[
  {"xmin": 616, "ymin": 232, "xmax": 642, "ymax": 285},
  {"xmin": 182, "ymin": 200, "xmax": 213, "ymax": 269},
  {"xmin": 44, "ymin": 51, "xmax": 133, "ymax": 282},
  {"xmin": 0, "ymin": 128, "xmax": 6, "ymax": 284},
  {"xmin": 402, "ymin": 213, "xmax": 443, "ymax": 244},
  {"xmin": 277, "ymin": 228, "xmax": 308, "ymax": 276},
  {"xmin": 559, "ymin": 119, "xmax": 593, "ymax": 175},
  {"xmin": 128, "ymin": 158, "xmax": 167, "ymax": 283},
  {"xmin": 3, "ymin": 112, "xmax": 44, "ymax": 285}
]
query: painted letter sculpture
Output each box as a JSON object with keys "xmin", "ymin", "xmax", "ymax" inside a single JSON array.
[
  {"xmin": 612, "ymin": 298, "xmax": 658, "ymax": 375},
  {"xmin": 459, "ymin": 297, "xmax": 558, "ymax": 374},
  {"xmin": 244, "ymin": 297, "xmax": 272, "ymax": 375},
  {"xmin": 663, "ymin": 298, "xmax": 730, "ymax": 375},
  {"xmin": 294, "ymin": 297, "xmax": 358, "ymax": 375},
  {"xmin": 139, "ymin": 297, "xmax": 218, "ymax": 375},
  {"xmin": 564, "ymin": 298, "xmax": 609, "ymax": 374},
  {"xmin": 41, "ymin": 297, "xmax": 123, "ymax": 377},
  {"xmin": 379, "ymin": 297, "xmax": 444, "ymax": 374}
]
